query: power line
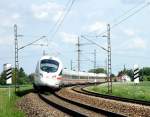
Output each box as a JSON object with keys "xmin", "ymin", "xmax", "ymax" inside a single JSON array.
[
  {"xmin": 111, "ymin": 2, "xmax": 150, "ymax": 29},
  {"xmin": 98, "ymin": 2, "xmax": 150, "ymax": 37},
  {"xmin": 43, "ymin": 0, "xmax": 76, "ymax": 59},
  {"xmin": 48, "ymin": 0, "xmax": 76, "ymax": 43},
  {"xmin": 81, "ymin": 35, "xmax": 108, "ymax": 51},
  {"xmin": 85, "ymin": 2, "xmax": 150, "ymax": 38},
  {"xmin": 112, "ymin": 2, "xmax": 146, "ymax": 23},
  {"xmin": 47, "ymin": 0, "xmax": 71, "ymax": 36},
  {"xmin": 18, "ymin": 36, "xmax": 46, "ymax": 50}
]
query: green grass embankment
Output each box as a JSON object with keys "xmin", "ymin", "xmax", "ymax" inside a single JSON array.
[
  {"xmin": 0, "ymin": 85, "xmax": 33, "ymax": 117},
  {"xmin": 87, "ymin": 82, "xmax": 150, "ymax": 101}
]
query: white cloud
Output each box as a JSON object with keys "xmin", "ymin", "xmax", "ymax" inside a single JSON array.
[
  {"xmin": 46, "ymin": 42, "xmax": 63, "ymax": 56},
  {"xmin": 119, "ymin": 37, "xmax": 146, "ymax": 50},
  {"xmin": 124, "ymin": 29, "xmax": 135, "ymax": 37},
  {"xmin": 85, "ymin": 21, "xmax": 106, "ymax": 33},
  {"xmin": 31, "ymin": 2, "xmax": 64, "ymax": 21},
  {"xmin": 0, "ymin": 36, "xmax": 13, "ymax": 45},
  {"xmin": 60, "ymin": 32, "xmax": 77, "ymax": 44},
  {"xmin": 129, "ymin": 37, "xmax": 146, "ymax": 49},
  {"xmin": 122, "ymin": 29, "xmax": 147, "ymax": 49},
  {"xmin": 12, "ymin": 13, "xmax": 20, "ymax": 19},
  {"xmin": 53, "ymin": 11, "xmax": 63, "ymax": 22},
  {"xmin": 0, "ymin": 12, "xmax": 21, "ymax": 27}
]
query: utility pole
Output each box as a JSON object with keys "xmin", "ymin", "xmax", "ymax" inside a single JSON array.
[
  {"xmin": 14, "ymin": 24, "xmax": 19, "ymax": 69},
  {"xmin": 94, "ymin": 49, "xmax": 97, "ymax": 83},
  {"xmin": 123, "ymin": 64, "xmax": 126, "ymax": 74},
  {"xmin": 70, "ymin": 60, "xmax": 73, "ymax": 70},
  {"xmin": 14, "ymin": 24, "xmax": 46, "ymax": 92},
  {"xmin": 14, "ymin": 24, "xmax": 19, "ymax": 92},
  {"xmin": 77, "ymin": 37, "xmax": 80, "ymax": 71},
  {"xmin": 94, "ymin": 49, "xmax": 96, "ymax": 73},
  {"xmin": 77, "ymin": 36, "xmax": 81, "ymax": 79},
  {"xmin": 107, "ymin": 24, "xmax": 112, "ymax": 94},
  {"xmin": 105, "ymin": 58, "xmax": 107, "ymax": 81}
]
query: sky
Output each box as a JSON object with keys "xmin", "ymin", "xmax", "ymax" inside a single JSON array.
[{"xmin": 0, "ymin": 0, "xmax": 150, "ymax": 75}]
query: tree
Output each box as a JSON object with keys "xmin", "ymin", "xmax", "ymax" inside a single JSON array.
[
  {"xmin": 0, "ymin": 71, "xmax": 6, "ymax": 85},
  {"xmin": 28, "ymin": 73, "xmax": 34, "ymax": 84},
  {"xmin": 117, "ymin": 67, "xmax": 150, "ymax": 81},
  {"xmin": 142, "ymin": 67, "xmax": 150, "ymax": 76},
  {"xmin": 0, "ymin": 67, "xmax": 32, "ymax": 85},
  {"xmin": 17, "ymin": 67, "xmax": 29, "ymax": 84},
  {"xmin": 88, "ymin": 68, "xmax": 106, "ymax": 74},
  {"xmin": 117, "ymin": 71, "xmax": 124, "ymax": 77},
  {"xmin": 117, "ymin": 69, "xmax": 133, "ymax": 80},
  {"xmin": 110, "ymin": 73, "xmax": 115, "ymax": 77}
]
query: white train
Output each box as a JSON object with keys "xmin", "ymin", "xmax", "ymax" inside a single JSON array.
[
  {"xmin": 33, "ymin": 55, "xmax": 107, "ymax": 90},
  {"xmin": 33, "ymin": 55, "xmax": 63, "ymax": 89}
]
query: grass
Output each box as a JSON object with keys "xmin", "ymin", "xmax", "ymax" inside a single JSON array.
[
  {"xmin": 0, "ymin": 85, "xmax": 33, "ymax": 117},
  {"xmin": 87, "ymin": 81, "xmax": 150, "ymax": 101}
]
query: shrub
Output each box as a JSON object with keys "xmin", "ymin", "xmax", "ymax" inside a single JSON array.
[{"xmin": 143, "ymin": 76, "xmax": 150, "ymax": 81}]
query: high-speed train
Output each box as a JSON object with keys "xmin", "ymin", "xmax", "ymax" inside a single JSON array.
[
  {"xmin": 33, "ymin": 55, "xmax": 63, "ymax": 89},
  {"xmin": 33, "ymin": 55, "xmax": 107, "ymax": 90}
]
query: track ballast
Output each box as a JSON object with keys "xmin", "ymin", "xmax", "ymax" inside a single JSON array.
[{"xmin": 38, "ymin": 86, "xmax": 125, "ymax": 117}]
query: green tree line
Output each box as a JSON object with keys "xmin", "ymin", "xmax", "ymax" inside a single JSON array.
[
  {"xmin": 88, "ymin": 68, "xmax": 107, "ymax": 74},
  {"xmin": 0, "ymin": 67, "xmax": 34, "ymax": 85},
  {"xmin": 88, "ymin": 68, "xmax": 115, "ymax": 77},
  {"xmin": 117, "ymin": 67, "xmax": 150, "ymax": 81}
]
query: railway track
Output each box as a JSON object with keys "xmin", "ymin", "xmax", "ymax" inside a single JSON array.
[
  {"xmin": 57, "ymin": 84, "xmax": 150, "ymax": 117},
  {"xmin": 72, "ymin": 85, "xmax": 150, "ymax": 106},
  {"xmin": 38, "ymin": 88, "xmax": 125, "ymax": 117}
]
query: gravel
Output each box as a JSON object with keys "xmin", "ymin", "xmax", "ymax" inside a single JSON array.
[
  {"xmin": 46, "ymin": 94, "xmax": 106, "ymax": 117},
  {"xmin": 16, "ymin": 93, "xmax": 70, "ymax": 117},
  {"xmin": 16, "ymin": 86, "xmax": 150, "ymax": 117},
  {"xmin": 57, "ymin": 87, "xmax": 150, "ymax": 117}
]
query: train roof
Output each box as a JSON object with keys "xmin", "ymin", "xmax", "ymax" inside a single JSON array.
[{"xmin": 63, "ymin": 69, "xmax": 107, "ymax": 78}]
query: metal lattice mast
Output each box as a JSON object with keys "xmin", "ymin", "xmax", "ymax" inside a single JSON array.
[
  {"xmin": 14, "ymin": 25, "xmax": 19, "ymax": 69},
  {"xmin": 77, "ymin": 36, "xmax": 81, "ymax": 79},
  {"xmin": 70, "ymin": 60, "xmax": 73, "ymax": 70},
  {"xmin": 107, "ymin": 24, "xmax": 112, "ymax": 94},
  {"xmin": 14, "ymin": 24, "xmax": 19, "ymax": 92},
  {"xmin": 77, "ymin": 37, "xmax": 81, "ymax": 72},
  {"xmin": 94, "ymin": 49, "xmax": 96, "ymax": 73}
]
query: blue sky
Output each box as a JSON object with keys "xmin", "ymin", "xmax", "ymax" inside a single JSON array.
[{"xmin": 0, "ymin": 0, "xmax": 150, "ymax": 75}]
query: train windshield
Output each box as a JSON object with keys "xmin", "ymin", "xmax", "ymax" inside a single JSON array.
[{"xmin": 40, "ymin": 59, "xmax": 59, "ymax": 73}]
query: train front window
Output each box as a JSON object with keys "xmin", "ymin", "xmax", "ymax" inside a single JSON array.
[{"xmin": 40, "ymin": 59, "xmax": 59, "ymax": 73}]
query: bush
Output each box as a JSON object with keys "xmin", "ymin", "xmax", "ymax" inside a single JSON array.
[{"xmin": 143, "ymin": 76, "xmax": 150, "ymax": 81}]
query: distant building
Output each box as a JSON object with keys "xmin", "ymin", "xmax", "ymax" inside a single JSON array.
[{"xmin": 118, "ymin": 74, "xmax": 131, "ymax": 82}]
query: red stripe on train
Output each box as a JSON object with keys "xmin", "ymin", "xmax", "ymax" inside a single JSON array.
[{"xmin": 57, "ymin": 76, "xmax": 63, "ymax": 80}]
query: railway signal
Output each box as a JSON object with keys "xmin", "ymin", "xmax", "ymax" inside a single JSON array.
[
  {"xmin": 3, "ymin": 63, "xmax": 12, "ymax": 100},
  {"xmin": 3, "ymin": 63, "xmax": 12, "ymax": 84},
  {"xmin": 133, "ymin": 64, "xmax": 140, "ymax": 84}
]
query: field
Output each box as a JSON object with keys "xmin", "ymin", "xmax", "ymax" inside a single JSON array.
[
  {"xmin": 87, "ymin": 81, "xmax": 150, "ymax": 101},
  {"xmin": 0, "ymin": 85, "xmax": 33, "ymax": 117}
]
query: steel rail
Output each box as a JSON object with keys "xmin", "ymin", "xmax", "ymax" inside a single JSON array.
[
  {"xmin": 38, "ymin": 93, "xmax": 87, "ymax": 117},
  {"xmin": 38, "ymin": 88, "xmax": 125, "ymax": 117},
  {"xmin": 53, "ymin": 91, "xmax": 125, "ymax": 117},
  {"xmin": 72, "ymin": 85, "xmax": 150, "ymax": 106}
]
